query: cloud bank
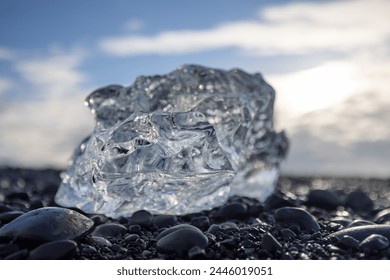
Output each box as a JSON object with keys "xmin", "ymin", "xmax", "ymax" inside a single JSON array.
[
  {"xmin": 0, "ymin": 50, "xmax": 94, "ymax": 167},
  {"xmin": 99, "ymin": 0, "xmax": 390, "ymax": 56}
]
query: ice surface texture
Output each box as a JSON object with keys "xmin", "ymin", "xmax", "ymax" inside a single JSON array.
[{"xmin": 55, "ymin": 65, "xmax": 288, "ymax": 217}]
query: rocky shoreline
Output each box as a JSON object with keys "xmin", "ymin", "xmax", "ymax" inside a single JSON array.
[{"xmin": 1, "ymin": 167, "xmax": 390, "ymax": 260}]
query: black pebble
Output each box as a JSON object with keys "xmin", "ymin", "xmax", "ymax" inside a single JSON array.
[
  {"xmin": 329, "ymin": 225, "xmax": 390, "ymax": 241},
  {"xmin": 156, "ymin": 224, "xmax": 208, "ymax": 253},
  {"xmin": 275, "ymin": 207, "xmax": 321, "ymax": 232},
  {"xmin": 207, "ymin": 224, "xmax": 222, "ymax": 235},
  {"xmin": 374, "ymin": 208, "xmax": 390, "ymax": 224},
  {"xmin": 330, "ymin": 217, "xmax": 352, "ymax": 227},
  {"xmin": 0, "ymin": 211, "xmax": 24, "ymax": 224},
  {"xmin": 264, "ymin": 192, "xmax": 296, "ymax": 210},
  {"xmin": 188, "ymin": 246, "xmax": 206, "ymax": 259},
  {"xmin": 4, "ymin": 249, "xmax": 28, "ymax": 260},
  {"xmin": 129, "ymin": 210, "xmax": 153, "ymax": 228},
  {"xmin": 359, "ymin": 234, "xmax": 389, "ymax": 253},
  {"xmin": 344, "ymin": 190, "xmax": 374, "ymax": 212},
  {"xmin": 207, "ymin": 222, "xmax": 239, "ymax": 235},
  {"xmin": 306, "ymin": 189, "xmax": 342, "ymax": 210},
  {"xmin": 89, "ymin": 236, "xmax": 112, "ymax": 248},
  {"xmin": 337, "ymin": 235, "xmax": 359, "ymax": 249},
  {"xmin": 0, "ymin": 244, "xmax": 19, "ymax": 258},
  {"xmin": 128, "ymin": 224, "xmax": 142, "ymax": 234},
  {"xmin": 248, "ymin": 203, "xmax": 264, "ymax": 216},
  {"xmin": 216, "ymin": 202, "xmax": 248, "ymax": 219},
  {"xmin": 191, "ymin": 216, "xmax": 210, "ymax": 230},
  {"xmin": 123, "ymin": 233, "xmax": 139, "ymax": 244},
  {"xmin": 261, "ymin": 232, "xmax": 283, "ymax": 253},
  {"xmin": 0, "ymin": 207, "xmax": 93, "ymax": 243},
  {"xmin": 28, "ymin": 240, "xmax": 77, "ymax": 260},
  {"xmin": 157, "ymin": 224, "xmax": 202, "ymax": 240},
  {"xmin": 90, "ymin": 214, "xmax": 109, "ymax": 226},
  {"xmin": 92, "ymin": 223, "xmax": 127, "ymax": 238},
  {"xmin": 349, "ymin": 219, "xmax": 375, "ymax": 228},
  {"xmin": 152, "ymin": 215, "xmax": 177, "ymax": 229},
  {"xmin": 280, "ymin": 228, "xmax": 296, "ymax": 240}
]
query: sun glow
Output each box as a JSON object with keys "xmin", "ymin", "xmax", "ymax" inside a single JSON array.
[{"xmin": 270, "ymin": 62, "xmax": 366, "ymax": 117}]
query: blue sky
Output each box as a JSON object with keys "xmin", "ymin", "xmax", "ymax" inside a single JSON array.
[{"xmin": 1, "ymin": 0, "xmax": 390, "ymax": 177}]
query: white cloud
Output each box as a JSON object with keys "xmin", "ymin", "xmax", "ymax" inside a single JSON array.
[
  {"xmin": 0, "ymin": 50, "xmax": 94, "ymax": 168},
  {"xmin": 0, "ymin": 78, "xmax": 13, "ymax": 97},
  {"xmin": 0, "ymin": 46, "xmax": 15, "ymax": 60},
  {"xmin": 14, "ymin": 51, "xmax": 87, "ymax": 98},
  {"xmin": 282, "ymin": 128, "xmax": 390, "ymax": 178},
  {"xmin": 99, "ymin": 0, "xmax": 390, "ymax": 56}
]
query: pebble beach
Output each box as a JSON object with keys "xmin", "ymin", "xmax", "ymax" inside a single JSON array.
[{"xmin": 1, "ymin": 167, "xmax": 390, "ymax": 260}]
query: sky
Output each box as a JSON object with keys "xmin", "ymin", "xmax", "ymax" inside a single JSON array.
[{"xmin": 0, "ymin": 0, "xmax": 389, "ymax": 178}]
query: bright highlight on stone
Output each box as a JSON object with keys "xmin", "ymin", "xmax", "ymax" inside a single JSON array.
[{"xmin": 55, "ymin": 65, "xmax": 288, "ymax": 217}]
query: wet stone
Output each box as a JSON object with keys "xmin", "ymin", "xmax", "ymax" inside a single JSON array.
[
  {"xmin": 28, "ymin": 240, "xmax": 77, "ymax": 260},
  {"xmin": 157, "ymin": 224, "xmax": 202, "ymax": 240},
  {"xmin": 280, "ymin": 228, "xmax": 297, "ymax": 241},
  {"xmin": 329, "ymin": 225, "xmax": 390, "ymax": 241},
  {"xmin": 90, "ymin": 214, "xmax": 109, "ymax": 226},
  {"xmin": 275, "ymin": 207, "xmax": 321, "ymax": 232},
  {"xmin": 207, "ymin": 222, "xmax": 239, "ymax": 235},
  {"xmin": 0, "ymin": 210, "xmax": 24, "ymax": 224},
  {"xmin": 0, "ymin": 243, "xmax": 19, "ymax": 258},
  {"xmin": 92, "ymin": 223, "xmax": 127, "ymax": 238},
  {"xmin": 359, "ymin": 234, "xmax": 389, "ymax": 253},
  {"xmin": 89, "ymin": 236, "xmax": 112, "ymax": 248},
  {"xmin": 152, "ymin": 215, "xmax": 177, "ymax": 229},
  {"xmin": 306, "ymin": 189, "xmax": 342, "ymax": 210},
  {"xmin": 349, "ymin": 219, "xmax": 375, "ymax": 228},
  {"xmin": 129, "ymin": 210, "xmax": 153, "ymax": 228},
  {"xmin": 248, "ymin": 203, "xmax": 264, "ymax": 217},
  {"xmin": 330, "ymin": 217, "xmax": 352, "ymax": 227},
  {"xmin": 216, "ymin": 202, "xmax": 248, "ymax": 220},
  {"xmin": 123, "ymin": 234, "xmax": 139, "ymax": 244},
  {"xmin": 4, "ymin": 249, "xmax": 29, "ymax": 260},
  {"xmin": 207, "ymin": 224, "xmax": 223, "ymax": 236},
  {"xmin": 264, "ymin": 192, "xmax": 296, "ymax": 210},
  {"xmin": 240, "ymin": 239, "xmax": 256, "ymax": 248},
  {"xmin": 337, "ymin": 235, "xmax": 359, "ymax": 250},
  {"xmin": 344, "ymin": 190, "xmax": 374, "ymax": 212},
  {"xmin": 191, "ymin": 216, "xmax": 210, "ymax": 230},
  {"xmin": 188, "ymin": 246, "xmax": 206, "ymax": 259},
  {"xmin": 157, "ymin": 224, "xmax": 208, "ymax": 253},
  {"xmin": 128, "ymin": 224, "xmax": 142, "ymax": 234},
  {"xmin": 261, "ymin": 232, "xmax": 282, "ymax": 253},
  {"xmin": 142, "ymin": 250, "xmax": 153, "ymax": 258},
  {"xmin": 80, "ymin": 244, "xmax": 98, "ymax": 256},
  {"xmin": 0, "ymin": 207, "xmax": 93, "ymax": 243},
  {"xmin": 374, "ymin": 209, "xmax": 390, "ymax": 224}
]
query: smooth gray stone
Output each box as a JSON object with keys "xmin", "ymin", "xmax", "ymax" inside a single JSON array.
[
  {"xmin": 0, "ymin": 207, "xmax": 93, "ymax": 243},
  {"xmin": 329, "ymin": 225, "xmax": 390, "ymax": 241},
  {"xmin": 92, "ymin": 223, "xmax": 127, "ymax": 238},
  {"xmin": 156, "ymin": 224, "xmax": 208, "ymax": 252},
  {"xmin": 275, "ymin": 207, "xmax": 321, "ymax": 232},
  {"xmin": 28, "ymin": 240, "xmax": 77, "ymax": 260}
]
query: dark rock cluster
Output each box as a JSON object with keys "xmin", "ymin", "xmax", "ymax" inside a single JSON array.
[{"xmin": 1, "ymin": 168, "xmax": 390, "ymax": 260}]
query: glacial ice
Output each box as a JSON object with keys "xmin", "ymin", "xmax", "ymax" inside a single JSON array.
[{"xmin": 55, "ymin": 65, "xmax": 288, "ymax": 217}]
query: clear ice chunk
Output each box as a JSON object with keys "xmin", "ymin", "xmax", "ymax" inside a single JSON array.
[{"xmin": 55, "ymin": 65, "xmax": 288, "ymax": 217}]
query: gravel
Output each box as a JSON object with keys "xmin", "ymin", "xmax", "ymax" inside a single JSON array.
[{"xmin": 1, "ymin": 167, "xmax": 390, "ymax": 260}]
